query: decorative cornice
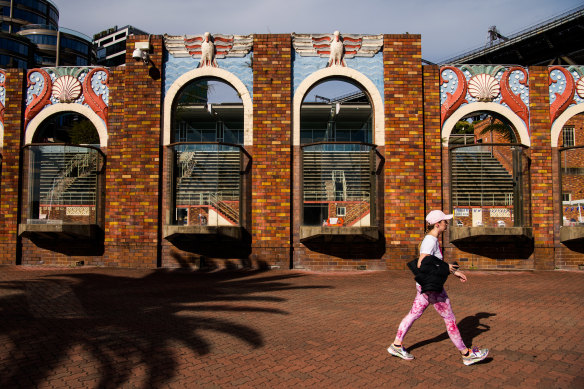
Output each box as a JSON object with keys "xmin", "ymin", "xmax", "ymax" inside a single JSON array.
[
  {"xmin": 292, "ymin": 32, "xmax": 383, "ymax": 60},
  {"xmin": 164, "ymin": 34, "xmax": 253, "ymax": 61}
]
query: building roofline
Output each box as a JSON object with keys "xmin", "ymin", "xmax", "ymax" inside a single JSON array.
[{"xmin": 439, "ymin": 4, "xmax": 584, "ymax": 64}]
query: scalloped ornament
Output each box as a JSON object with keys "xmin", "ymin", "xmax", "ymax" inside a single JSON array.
[
  {"xmin": 468, "ymin": 73, "xmax": 500, "ymax": 102},
  {"xmin": 577, "ymin": 77, "xmax": 584, "ymax": 99},
  {"xmin": 52, "ymin": 75, "xmax": 82, "ymax": 103}
]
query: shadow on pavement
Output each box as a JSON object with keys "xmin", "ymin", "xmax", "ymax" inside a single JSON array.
[
  {"xmin": 0, "ymin": 269, "xmax": 332, "ymax": 388},
  {"xmin": 408, "ymin": 312, "xmax": 496, "ymax": 352}
]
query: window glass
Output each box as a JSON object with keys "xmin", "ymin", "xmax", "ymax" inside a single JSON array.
[
  {"xmin": 300, "ymin": 79, "xmax": 372, "ymax": 144},
  {"xmin": 25, "ymin": 33, "xmax": 57, "ymax": 46},
  {"xmin": 33, "ymin": 112, "xmax": 99, "ymax": 145},
  {"xmin": 60, "ymin": 37, "xmax": 90, "ymax": 55},
  {"xmin": 0, "ymin": 54, "xmax": 27, "ymax": 68},
  {"xmin": 563, "ymin": 126, "xmax": 575, "ymax": 147},
  {"xmin": 15, "ymin": 0, "xmax": 47, "ymax": 13},
  {"xmin": 172, "ymin": 78, "xmax": 244, "ymax": 144},
  {"xmin": 0, "ymin": 38, "xmax": 29, "ymax": 55}
]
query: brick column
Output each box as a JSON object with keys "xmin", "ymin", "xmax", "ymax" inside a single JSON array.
[
  {"xmin": 0, "ymin": 69, "xmax": 24, "ymax": 264},
  {"xmin": 103, "ymin": 35, "xmax": 163, "ymax": 267},
  {"xmin": 251, "ymin": 34, "xmax": 292, "ymax": 269},
  {"xmin": 529, "ymin": 66, "xmax": 554, "ymax": 270},
  {"xmin": 423, "ymin": 65, "xmax": 443, "ymax": 212},
  {"xmin": 383, "ymin": 34, "xmax": 425, "ymax": 268}
]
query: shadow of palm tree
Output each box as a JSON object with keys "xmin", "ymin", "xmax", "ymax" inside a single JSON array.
[
  {"xmin": 0, "ymin": 270, "xmax": 331, "ymax": 388},
  {"xmin": 408, "ymin": 312, "xmax": 496, "ymax": 352}
]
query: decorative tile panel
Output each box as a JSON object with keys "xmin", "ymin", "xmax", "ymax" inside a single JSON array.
[
  {"xmin": 549, "ymin": 65, "xmax": 584, "ymax": 125},
  {"xmin": 440, "ymin": 65, "xmax": 529, "ymax": 129},
  {"xmin": 24, "ymin": 67, "xmax": 109, "ymax": 129},
  {"xmin": 163, "ymin": 34, "xmax": 253, "ymax": 98}
]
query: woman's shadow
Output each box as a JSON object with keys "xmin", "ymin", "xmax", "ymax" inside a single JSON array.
[{"xmin": 408, "ymin": 312, "xmax": 496, "ymax": 356}]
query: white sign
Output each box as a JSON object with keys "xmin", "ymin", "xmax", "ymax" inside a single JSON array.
[
  {"xmin": 66, "ymin": 207, "xmax": 90, "ymax": 216},
  {"xmin": 490, "ymin": 208, "xmax": 511, "ymax": 218},
  {"xmin": 454, "ymin": 208, "xmax": 469, "ymax": 217},
  {"xmin": 472, "ymin": 208, "xmax": 483, "ymax": 227}
]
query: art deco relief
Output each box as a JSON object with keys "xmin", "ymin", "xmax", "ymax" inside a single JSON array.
[
  {"xmin": 24, "ymin": 67, "xmax": 109, "ymax": 129},
  {"xmin": 164, "ymin": 33, "xmax": 253, "ymax": 68},
  {"xmin": 292, "ymin": 31, "xmax": 383, "ymax": 68}
]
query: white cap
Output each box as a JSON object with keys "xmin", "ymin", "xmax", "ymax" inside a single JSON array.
[{"xmin": 426, "ymin": 210, "xmax": 453, "ymax": 225}]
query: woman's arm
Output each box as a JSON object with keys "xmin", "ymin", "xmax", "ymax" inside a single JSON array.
[
  {"xmin": 453, "ymin": 270, "xmax": 467, "ymax": 282},
  {"xmin": 417, "ymin": 253, "xmax": 428, "ymax": 268}
]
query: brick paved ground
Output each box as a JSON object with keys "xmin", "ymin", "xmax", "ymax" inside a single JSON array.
[{"xmin": 0, "ymin": 266, "xmax": 583, "ymax": 388}]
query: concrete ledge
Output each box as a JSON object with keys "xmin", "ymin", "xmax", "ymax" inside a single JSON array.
[
  {"xmin": 163, "ymin": 225, "xmax": 243, "ymax": 241},
  {"xmin": 19, "ymin": 223, "xmax": 102, "ymax": 240},
  {"xmin": 300, "ymin": 226, "xmax": 379, "ymax": 243},
  {"xmin": 560, "ymin": 226, "xmax": 584, "ymax": 243},
  {"xmin": 450, "ymin": 226, "xmax": 533, "ymax": 243}
]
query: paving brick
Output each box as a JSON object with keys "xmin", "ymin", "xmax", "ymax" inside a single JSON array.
[{"xmin": 0, "ymin": 266, "xmax": 583, "ymax": 387}]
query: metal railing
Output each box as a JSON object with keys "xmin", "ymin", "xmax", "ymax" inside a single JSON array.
[
  {"xmin": 449, "ymin": 143, "xmax": 530, "ymax": 228},
  {"xmin": 301, "ymin": 142, "xmax": 379, "ymax": 227},
  {"xmin": 21, "ymin": 144, "xmax": 105, "ymax": 225},
  {"xmin": 168, "ymin": 142, "xmax": 248, "ymax": 226}
]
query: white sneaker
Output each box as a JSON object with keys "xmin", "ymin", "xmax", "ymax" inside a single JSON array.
[
  {"xmin": 462, "ymin": 346, "xmax": 489, "ymax": 365},
  {"xmin": 387, "ymin": 344, "xmax": 414, "ymax": 360}
]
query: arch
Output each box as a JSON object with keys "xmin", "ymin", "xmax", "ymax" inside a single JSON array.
[
  {"xmin": 0, "ymin": 122, "xmax": 4, "ymax": 150},
  {"xmin": 442, "ymin": 102, "xmax": 530, "ymax": 147},
  {"xmin": 163, "ymin": 67, "xmax": 252, "ymax": 146},
  {"xmin": 293, "ymin": 67, "xmax": 384, "ymax": 146},
  {"xmin": 551, "ymin": 104, "xmax": 584, "ymax": 147},
  {"xmin": 25, "ymin": 104, "xmax": 108, "ymax": 147}
]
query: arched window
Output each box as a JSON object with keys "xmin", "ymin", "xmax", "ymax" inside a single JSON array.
[
  {"xmin": 300, "ymin": 78, "xmax": 377, "ymax": 228},
  {"xmin": 169, "ymin": 78, "xmax": 246, "ymax": 228},
  {"xmin": 448, "ymin": 112, "xmax": 530, "ymax": 229},
  {"xmin": 20, "ymin": 111, "xmax": 105, "ymax": 236}
]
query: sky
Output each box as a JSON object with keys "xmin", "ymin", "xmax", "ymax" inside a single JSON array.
[{"xmin": 52, "ymin": 0, "xmax": 584, "ymax": 63}]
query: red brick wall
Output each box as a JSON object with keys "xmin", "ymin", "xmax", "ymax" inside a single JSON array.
[
  {"xmin": 101, "ymin": 35, "xmax": 163, "ymax": 268},
  {"xmin": 423, "ymin": 65, "xmax": 443, "ymax": 213},
  {"xmin": 18, "ymin": 36, "xmax": 163, "ymax": 267},
  {"xmin": 529, "ymin": 66, "xmax": 554, "ymax": 269},
  {"xmin": 0, "ymin": 70, "xmax": 24, "ymax": 264},
  {"xmin": 251, "ymin": 34, "xmax": 292, "ymax": 269},
  {"xmin": 383, "ymin": 34, "xmax": 426, "ymax": 268}
]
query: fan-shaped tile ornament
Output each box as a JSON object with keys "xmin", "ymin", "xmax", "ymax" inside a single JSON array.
[
  {"xmin": 468, "ymin": 73, "xmax": 500, "ymax": 101},
  {"xmin": 52, "ymin": 75, "xmax": 82, "ymax": 103},
  {"xmin": 577, "ymin": 77, "xmax": 584, "ymax": 99}
]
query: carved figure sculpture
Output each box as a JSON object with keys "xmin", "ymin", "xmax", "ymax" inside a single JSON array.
[
  {"xmin": 200, "ymin": 32, "xmax": 217, "ymax": 67},
  {"xmin": 328, "ymin": 31, "xmax": 345, "ymax": 67}
]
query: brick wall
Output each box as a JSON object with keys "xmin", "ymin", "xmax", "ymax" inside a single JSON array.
[
  {"xmin": 423, "ymin": 65, "xmax": 443, "ymax": 213},
  {"xmin": 383, "ymin": 34, "xmax": 425, "ymax": 268},
  {"xmin": 251, "ymin": 34, "xmax": 292, "ymax": 269},
  {"xmin": 529, "ymin": 66, "xmax": 554, "ymax": 270},
  {"xmin": 1, "ymin": 35, "xmax": 583, "ymax": 271},
  {"xmin": 0, "ymin": 70, "xmax": 24, "ymax": 264},
  {"xmin": 101, "ymin": 35, "xmax": 163, "ymax": 268}
]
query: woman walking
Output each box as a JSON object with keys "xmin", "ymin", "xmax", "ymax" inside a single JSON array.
[{"xmin": 387, "ymin": 210, "xmax": 489, "ymax": 366}]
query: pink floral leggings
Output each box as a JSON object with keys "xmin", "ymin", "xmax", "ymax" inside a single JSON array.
[{"xmin": 395, "ymin": 285, "xmax": 467, "ymax": 351}]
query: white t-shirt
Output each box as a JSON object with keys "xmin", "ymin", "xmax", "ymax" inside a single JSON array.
[{"xmin": 419, "ymin": 235, "xmax": 443, "ymax": 260}]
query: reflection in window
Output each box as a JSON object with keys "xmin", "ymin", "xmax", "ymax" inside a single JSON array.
[
  {"xmin": 173, "ymin": 78, "xmax": 243, "ymax": 145},
  {"xmin": 170, "ymin": 78, "xmax": 244, "ymax": 227},
  {"xmin": 449, "ymin": 114, "xmax": 529, "ymax": 228},
  {"xmin": 300, "ymin": 79, "xmax": 375, "ymax": 227},
  {"xmin": 22, "ymin": 112, "xmax": 103, "ymax": 226},
  {"xmin": 563, "ymin": 126, "xmax": 575, "ymax": 147}
]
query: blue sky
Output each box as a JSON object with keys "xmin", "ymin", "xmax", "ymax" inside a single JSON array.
[{"xmin": 53, "ymin": 0, "xmax": 583, "ymax": 62}]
